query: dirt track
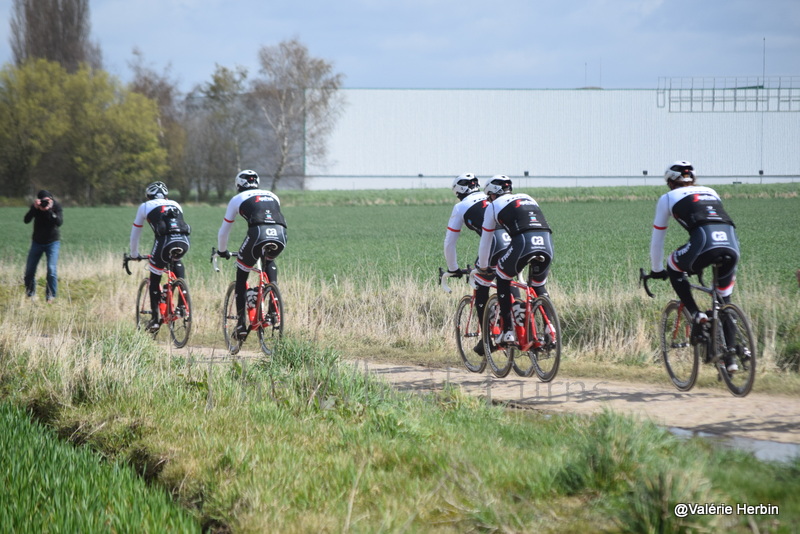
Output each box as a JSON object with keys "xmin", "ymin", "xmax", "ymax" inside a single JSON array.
[
  {"xmin": 185, "ymin": 345, "xmax": 800, "ymax": 447},
  {"xmin": 349, "ymin": 360, "xmax": 800, "ymax": 446}
]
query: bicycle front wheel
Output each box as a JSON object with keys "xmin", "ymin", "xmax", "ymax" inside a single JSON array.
[
  {"xmin": 482, "ymin": 294, "xmax": 514, "ymax": 378},
  {"xmin": 515, "ymin": 297, "xmax": 561, "ymax": 382},
  {"xmin": 167, "ymin": 279, "xmax": 192, "ymax": 349},
  {"xmin": 717, "ymin": 303, "xmax": 756, "ymax": 397},
  {"xmin": 257, "ymin": 283, "xmax": 284, "ymax": 356},
  {"xmin": 135, "ymin": 278, "xmax": 153, "ymax": 334},
  {"xmin": 222, "ymin": 281, "xmax": 243, "ymax": 355},
  {"xmin": 455, "ymin": 294, "xmax": 486, "ymax": 373},
  {"xmin": 660, "ymin": 300, "xmax": 699, "ymax": 392}
]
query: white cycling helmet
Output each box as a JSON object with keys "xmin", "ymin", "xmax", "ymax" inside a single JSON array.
[
  {"xmin": 664, "ymin": 161, "xmax": 696, "ymax": 184},
  {"xmin": 451, "ymin": 173, "xmax": 479, "ymax": 197},
  {"xmin": 145, "ymin": 181, "xmax": 168, "ymax": 200},
  {"xmin": 236, "ymin": 169, "xmax": 260, "ymax": 191},
  {"xmin": 484, "ymin": 175, "xmax": 512, "ymax": 197}
]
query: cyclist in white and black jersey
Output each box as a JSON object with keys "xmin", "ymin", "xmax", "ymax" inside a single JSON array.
[
  {"xmin": 444, "ymin": 173, "xmax": 512, "ymax": 355},
  {"xmin": 217, "ymin": 170, "xmax": 288, "ymax": 340},
  {"xmin": 476, "ymin": 175, "xmax": 554, "ymax": 346},
  {"xmin": 129, "ymin": 181, "xmax": 191, "ymax": 332},
  {"xmin": 649, "ymin": 160, "xmax": 740, "ymax": 371}
]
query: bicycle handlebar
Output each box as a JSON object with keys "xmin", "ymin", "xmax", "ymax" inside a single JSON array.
[
  {"xmin": 438, "ymin": 266, "xmax": 473, "ymax": 294},
  {"xmin": 638, "ymin": 268, "xmax": 656, "ymax": 298},
  {"xmin": 122, "ymin": 253, "xmax": 148, "ymax": 276},
  {"xmin": 210, "ymin": 247, "xmax": 240, "ymax": 272}
]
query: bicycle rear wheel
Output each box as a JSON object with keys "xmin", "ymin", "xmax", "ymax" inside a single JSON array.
[
  {"xmin": 660, "ymin": 300, "xmax": 699, "ymax": 392},
  {"xmin": 515, "ymin": 297, "xmax": 561, "ymax": 381},
  {"xmin": 455, "ymin": 294, "xmax": 486, "ymax": 373},
  {"xmin": 167, "ymin": 279, "xmax": 192, "ymax": 349},
  {"xmin": 135, "ymin": 278, "xmax": 153, "ymax": 334},
  {"xmin": 257, "ymin": 283, "xmax": 284, "ymax": 356},
  {"xmin": 222, "ymin": 281, "xmax": 243, "ymax": 355},
  {"xmin": 482, "ymin": 294, "xmax": 514, "ymax": 378},
  {"xmin": 717, "ymin": 303, "xmax": 756, "ymax": 397}
]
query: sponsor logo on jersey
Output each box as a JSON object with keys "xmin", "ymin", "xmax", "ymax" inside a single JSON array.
[
  {"xmin": 515, "ymin": 199, "xmax": 536, "ymax": 207},
  {"xmin": 531, "ymin": 235, "xmax": 545, "ymax": 246},
  {"xmin": 692, "ymin": 194, "xmax": 717, "ymax": 202},
  {"xmin": 711, "ymin": 231, "xmax": 728, "ymax": 242}
]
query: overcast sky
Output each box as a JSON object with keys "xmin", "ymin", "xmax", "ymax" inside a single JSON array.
[{"xmin": 1, "ymin": 0, "xmax": 798, "ymax": 93}]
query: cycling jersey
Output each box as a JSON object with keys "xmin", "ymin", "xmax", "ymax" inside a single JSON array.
[
  {"xmin": 218, "ymin": 189, "xmax": 287, "ymax": 271},
  {"xmin": 650, "ymin": 185, "xmax": 736, "ymax": 271},
  {"xmin": 477, "ymin": 193, "xmax": 553, "ymax": 274},
  {"xmin": 444, "ymin": 191, "xmax": 510, "ymax": 272},
  {"xmin": 130, "ymin": 198, "xmax": 190, "ymax": 275}
]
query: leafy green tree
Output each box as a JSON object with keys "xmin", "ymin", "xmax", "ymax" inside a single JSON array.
[
  {"xmin": 0, "ymin": 59, "xmax": 70, "ymax": 196},
  {"xmin": 0, "ymin": 59, "xmax": 167, "ymax": 204},
  {"xmin": 64, "ymin": 68, "xmax": 167, "ymax": 204}
]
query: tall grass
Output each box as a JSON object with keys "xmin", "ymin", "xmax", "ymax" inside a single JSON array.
[{"xmin": 1, "ymin": 290, "xmax": 798, "ymax": 531}]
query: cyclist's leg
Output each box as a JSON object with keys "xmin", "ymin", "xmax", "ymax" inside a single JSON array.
[
  {"xmin": 667, "ymin": 234, "xmax": 703, "ymax": 317},
  {"xmin": 523, "ymin": 232, "xmax": 553, "ymax": 297},
  {"xmin": 147, "ymin": 271, "xmax": 162, "ymax": 329}
]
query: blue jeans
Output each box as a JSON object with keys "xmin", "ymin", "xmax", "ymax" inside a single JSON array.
[{"xmin": 24, "ymin": 240, "xmax": 60, "ymax": 299}]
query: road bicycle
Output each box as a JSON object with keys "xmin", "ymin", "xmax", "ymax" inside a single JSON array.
[
  {"xmin": 123, "ymin": 253, "xmax": 192, "ymax": 349},
  {"xmin": 639, "ymin": 256, "xmax": 756, "ymax": 397},
  {"xmin": 211, "ymin": 247, "xmax": 284, "ymax": 356},
  {"xmin": 439, "ymin": 265, "xmax": 487, "ymax": 373},
  {"xmin": 479, "ymin": 256, "xmax": 561, "ymax": 380}
]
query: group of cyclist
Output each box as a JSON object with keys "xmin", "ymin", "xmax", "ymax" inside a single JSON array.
[
  {"xmin": 129, "ymin": 170, "xmax": 287, "ymax": 341},
  {"xmin": 127, "ymin": 160, "xmax": 741, "ymax": 372},
  {"xmin": 443, "ymin": 161, "xmax": 741, "ymax": 373}
]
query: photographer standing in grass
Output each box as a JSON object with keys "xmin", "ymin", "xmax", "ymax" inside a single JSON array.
[{"xmin": 23, "ymin": 190, "xmax": 63, "ymax": 303}]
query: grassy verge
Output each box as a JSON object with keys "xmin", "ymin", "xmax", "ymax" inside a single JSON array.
[{"xmin": 1, "ymin": 308, "xmax": 798, "ymax": 532}]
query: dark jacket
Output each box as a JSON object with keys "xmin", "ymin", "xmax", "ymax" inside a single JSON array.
[{"xmin": 23, "ymin": 190, "xmax": 63, "ymax": 244}]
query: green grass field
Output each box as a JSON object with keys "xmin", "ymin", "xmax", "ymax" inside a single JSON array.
[{"xmin": 1, "ymin": 183, "xmax": 799, "ymax": 532}]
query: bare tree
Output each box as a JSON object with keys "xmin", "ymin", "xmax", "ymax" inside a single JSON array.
[
  {"xmin": 250, "ymin": 38, "xmax": 344, "ymax": 190},
  {"xmin": 127, "ymin": 49, "xmax": 190, "ymax": 200},
  {"xmin": 10, "ymin": 0, "xmax": 101, "ymax": 72},
  {"xmin": 185, "ymin": 64, "xmax": 257, "ymax": 199}
]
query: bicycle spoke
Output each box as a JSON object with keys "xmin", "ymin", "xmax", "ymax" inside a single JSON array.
[
  {"xmin": 717, "ymin": 304, "xmax": 756, "ymax": 397},
  {"xmin": 222, "ymin": 282, "xmax": 243, "ymax": 355},
  {"xmin": 168, "ymin": 279, "xmax": 192, "ymax": 349},
  {"xmin": 455, "ymin": 295, "xmax": 486, "ymax": 373},
  {"xmin": 660, "ymin": 301, "xmax": 699, "ymax": 392},
  {"xmin": 483, "ymin": 295, "xmax": 513, "ymax": 378},
  {"xmin": 257, "ymin": 283, "xmax": 283, "ymax": 356}
]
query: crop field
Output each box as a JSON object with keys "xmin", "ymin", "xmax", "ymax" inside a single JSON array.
[
  {"xmin": 1, "ymin": 183, "xmax": 799, "ymax": 531},
  {"xmin": 2, "ymin": 182, "xmax": 799, "ymax": 373}
]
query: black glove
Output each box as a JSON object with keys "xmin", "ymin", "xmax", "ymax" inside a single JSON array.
[
  {"xmin": 218, "ymin": 250, "xmax": 231, "ymax": 259},
  {"xmin": 447, "ymin": 269, "xmax": 463, "ymax": 279},
  {"xmin": 649, "ymin": 269, "xmax": 668, "ymax": 280}
]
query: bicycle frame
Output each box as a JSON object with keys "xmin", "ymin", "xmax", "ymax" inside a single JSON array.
[
  {"xmin": 441, "ymin": 265, "xmax": 557, "ymax": 352},
  {"xmin": 212, "ymin": 247, "xmax": 282, "ymax": 334}
]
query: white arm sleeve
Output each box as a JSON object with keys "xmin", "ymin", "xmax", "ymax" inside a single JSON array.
[
  {"xmin": 129, "ymin": 203, "xmax": 147, "ymax": 256},
  {"xmin": 477, "ymin": 206, "xmax": 496, "ymax": 269},
  {"xmin": 217, "ymin": 199, "xmax": 238, "ymax": 251},
  {"xmin": 443, "ymin": 206, "xmax": 463, "ymax": 271},
  {"xmin": 650, "ymin": 195, "xmax": 671, "ymax": 271}
]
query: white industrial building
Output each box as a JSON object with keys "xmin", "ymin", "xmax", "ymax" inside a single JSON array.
[{"xmin": 305, "ymin": 77, "xmax": 800, "ymax": 189}]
